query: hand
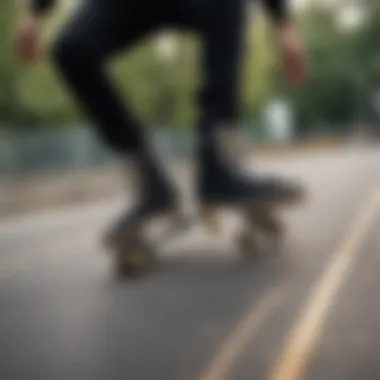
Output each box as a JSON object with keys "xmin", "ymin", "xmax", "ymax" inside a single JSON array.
[
  {"xmin": 14, "ymin": 13, "xmax": 43, "ymax": 63},
  {"xmin": 276, "ymin": 23, "xmax": 307, "ymax": 88}
]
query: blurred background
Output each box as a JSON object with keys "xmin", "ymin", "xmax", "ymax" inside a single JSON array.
[
  {"xmin": 0, "ymin": 0, "xmax": 380, "ymax": 215},
  {"xmin": 1, "ymin": 2, "xmax": 380, "ymax": 380}
]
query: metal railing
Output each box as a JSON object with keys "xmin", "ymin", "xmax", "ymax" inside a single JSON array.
[{"xmin": 0, "ymin": 123, "xmax": 349, "ymax": 176}]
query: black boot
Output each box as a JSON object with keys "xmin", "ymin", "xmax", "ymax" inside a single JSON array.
[
  {"xmin": 197, "ymin": 127, "xmax": 304, "ymax": 207},
  {"xmin": 105, "ymin": 145, "xmax": 178, "ymax": 247}
]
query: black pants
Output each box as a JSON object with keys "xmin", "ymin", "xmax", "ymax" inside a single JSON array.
[{"xmin": 52, "ymin": 0, "xmax": 246, "ymax": 153}]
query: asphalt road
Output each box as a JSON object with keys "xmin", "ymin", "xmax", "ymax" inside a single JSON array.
[{"xmin": 1, "ymin": 146, "xmax": 380, "ymax": 380}]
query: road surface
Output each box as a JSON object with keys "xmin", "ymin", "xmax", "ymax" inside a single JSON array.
[{"xmin": 1, "ymin": 146, "xmax": 380, "ymax": 380}]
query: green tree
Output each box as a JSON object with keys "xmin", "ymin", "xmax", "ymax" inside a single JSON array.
[{"xmin": 0, "ymin": 0, "xmax": 19, "ymax": 125}]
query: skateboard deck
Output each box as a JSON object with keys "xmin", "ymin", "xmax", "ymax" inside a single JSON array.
[{"xmin": 105, "ymin": 190, "xmax": 306, "ymax": 277}]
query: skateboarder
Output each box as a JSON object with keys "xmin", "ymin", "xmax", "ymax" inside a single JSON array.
[{"xmin": 15, "ymin": 0, "xmax": 307, "ymax": 266}]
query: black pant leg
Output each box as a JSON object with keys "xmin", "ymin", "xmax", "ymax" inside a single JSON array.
[
  {"xmin": 197, "ymin": 0, "xmax": 246, "ymax": 131},
  {"xmin": 51, "ymin": 0, "xmax": 164, "ymax": 153}
]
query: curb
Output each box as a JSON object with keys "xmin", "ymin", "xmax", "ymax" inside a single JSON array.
[{"xmin": 0, "ymin": 140, "xmax": 348, "ymax": 218}]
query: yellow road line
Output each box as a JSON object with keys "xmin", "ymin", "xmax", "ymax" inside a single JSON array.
[
  {"xmin": 197, "ymin": 285, "xmax": 286, "ymax": 380},
  {"xmin": 268, "ymin": 185, "xmax": 380, "ymax": 380}
]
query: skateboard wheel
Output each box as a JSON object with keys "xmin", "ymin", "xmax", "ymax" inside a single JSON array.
[
  {"xmin": 252, "ymin": 211, "xmax": 286, "ymax": 238},
  {"xmin": 103, "ymin": 225, "xmax": 141, "ymax": 253},
  {"xmin": 236, "ymin": 228, "xmax": 260, "ymax": 258},
  {"xmin": 113, "ymin": 242, "xmax": 156, "ymax": 277}
]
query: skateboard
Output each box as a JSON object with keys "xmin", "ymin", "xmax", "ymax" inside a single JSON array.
[{"xmin": 103, "ymin": 189, "xmax": 305, "ymax": 277}]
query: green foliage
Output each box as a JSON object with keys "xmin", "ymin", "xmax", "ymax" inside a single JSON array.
[
  {"xmin": 1, "ymin": 0, "xmax": 379, "ymax": 133},
  {"xmin": 0, "ymin": 0, "xmax": 19, "ymax": 124},
  {"xmin": 242, "ymin": 12, "xmax": 276, "ymax": 117},
  {"xmin": 110, "ymin": 32, "xmax": 199, "ymax": 129},
  {"xmin": 290, "ymin": 1, "xmax": 380, "ymax": 132}
]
